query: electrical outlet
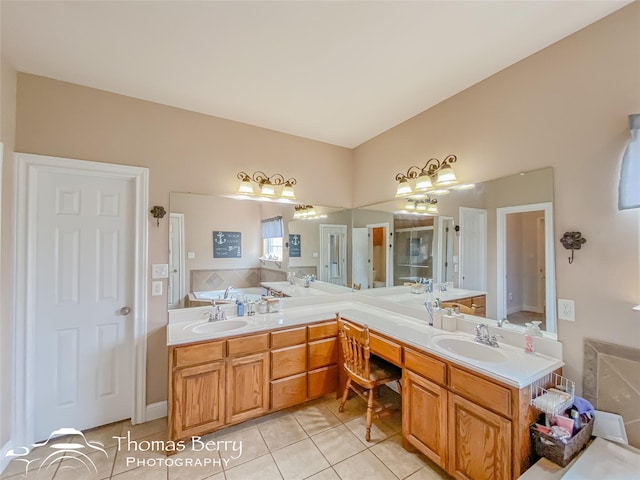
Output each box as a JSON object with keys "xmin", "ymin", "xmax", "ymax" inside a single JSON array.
[
  {"xmin": 151, "ymin": 281, "xmax": 163, "ymax": 296},
  {"xmin": 558, "ymin": 299, "xmax": 575, "ymax": 321}
]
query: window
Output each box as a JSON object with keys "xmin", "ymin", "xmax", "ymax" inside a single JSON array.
[
  {"xmin": 261, "ymin": 216, "xmax": 284, "ymax": 260},
  {"xmin": 619, "ymin": 113, "xmax": 639, "ymax": 210}
]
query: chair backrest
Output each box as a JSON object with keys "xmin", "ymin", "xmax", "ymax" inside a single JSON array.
[
  {"xmin": 338, "ymin": 319, "xmax": 371, "ymax": 383},
  {"xmin": 441, "ymin": 302, "xmax": 476, "ymax": 315}
]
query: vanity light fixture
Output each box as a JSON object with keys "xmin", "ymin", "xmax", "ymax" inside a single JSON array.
[
  {"xmin": 395, "ymin": 154, "xmax": 471, "ymax": 197},
  {"xmin": 236, "ymin": 171, "xmax": 297, "ymax": 200},
  {"xmin": 293, "ymin": 204, "xmax": 324, "ymax": 220}
]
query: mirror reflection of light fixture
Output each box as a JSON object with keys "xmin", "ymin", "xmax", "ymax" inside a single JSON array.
[
  {"xmin": 293, "ymin": 204, "xmax": 324, "ymax": 220},
  {"xmin": 395, "ymin": 154, "xmax": 471, "ymax": 197},
  {"xmin": 236, "ymin": 171, "xmax": 297, "ymax": 200},
  {"xmin": 401, "ymin": 197, "xmax": 438, "ymax": 215}
]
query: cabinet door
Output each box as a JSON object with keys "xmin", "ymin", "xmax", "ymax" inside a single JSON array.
[
  {"xmin": 402, "ymin": 369, "xmax": 448, "ymax": 469},
  {"xmin": 172, "ymin": 360, "xmax": 225, "ymax": 439},
  {"xmin": 448, "ymin": 393, "xmax": 511, "ymax": 480},
  {"xmin": 226, "ymin": 352, "xmax": 269, "ymax": 424}
]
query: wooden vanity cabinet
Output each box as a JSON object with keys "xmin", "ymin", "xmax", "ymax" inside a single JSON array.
[
  {"xmin": 455, "ymin": 294, "xmax": 487, "ymax": 317},
  {"xmin": 169, "ymin": 341, "xmax": 226, "ymax": 440},
  {"xmin": 402, "ymin": 347, "xmax": 517, "ymax": 480}
]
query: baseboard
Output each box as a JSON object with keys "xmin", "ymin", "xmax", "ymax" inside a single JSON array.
[
  {"xmin": 507, "ymin": 305, "xmax": 522, "ymax": 315},
  {"xmin": 0, "ymin": 440, "xmax": 14, "ymax": 475},
  {"xmin": 145, "ymin": 401, "xmax": 167, "ymax": 422},
  {"xmin": 523, "ymin": 305, "xmax": 544, "ymax": 314}
]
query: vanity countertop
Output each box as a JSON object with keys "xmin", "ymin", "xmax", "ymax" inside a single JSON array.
[
  {"xmin": 355, "ymin": 285, "xmax": 486, "ymax": 305},
  {"xmin": 261, "ymin": 280, "xmax": 353, "ymax": 296},
  {"xmin": 167, "ymin": 295, "xmax": 563, "ymax": 389}
]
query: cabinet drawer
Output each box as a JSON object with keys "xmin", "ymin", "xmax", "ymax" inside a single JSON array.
[
  {"xmin": 271, "ymin": 373, "xmax": 307, "ymax": 410},
  {"xmin": 271, "ymin": 344, "xmax": 307, "ymax": 380},
  {"xmin": 308, "ymin": 320, "xmax": 337, "ymax": 341},
  {"xmin": 370, "ymin": 333, "xmax": 402, "ymax": 366},
  {"xmin": 308, "ymin": 337, "xmax": 338, "ymax": 370},
  {"xmin": 472, "ymin": 295, "xmax": 486, "ymax": 307},
  {"xmin": 271, "ymin": 327, "xmax": 307, "ymax": 349},
  {"xmin": 308, "ymin": 365, "xmax": 338, "ymax": 399},
  {"xmin": 174, "ymin": 341, "xmax": 225, "ymax": 368},
  {"xmin": 404, "ymin": 348, "xmax": 447, "ymax": 386},
  {"xmin": 449, "ymin": 366, "xmax": 511, "ymax": 418},
  {"xmin": 227, "ymin": 333, "xmax": 269, "ymax": 357}
]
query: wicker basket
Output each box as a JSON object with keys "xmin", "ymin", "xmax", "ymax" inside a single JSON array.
[{"xmin": 530, "ymin": 416, "xmax": 594, "ymax": 467}]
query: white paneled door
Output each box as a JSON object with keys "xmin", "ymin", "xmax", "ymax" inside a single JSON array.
[{"xmin": 34, "ymin": 170, "xmax": 134, "ymax": 441}]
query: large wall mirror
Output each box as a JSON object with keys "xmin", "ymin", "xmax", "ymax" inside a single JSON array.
[{"xmin": 168, "ymin": 167, "xmax": 556, "ymax": 335}]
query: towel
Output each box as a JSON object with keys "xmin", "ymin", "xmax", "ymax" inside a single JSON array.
[{"xmin": 573, "ymin": 396, "xmax": 595, "ymax": 415}]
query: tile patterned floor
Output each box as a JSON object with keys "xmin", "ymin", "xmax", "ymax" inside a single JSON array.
[{"xmin": 1, "ymin": 390, "xmax": 450, "ymax": 480}]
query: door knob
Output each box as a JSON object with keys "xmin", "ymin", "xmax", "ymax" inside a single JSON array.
[{"xmin": 119, "ymin": 307, "xmax": 131, "ymax": 316}]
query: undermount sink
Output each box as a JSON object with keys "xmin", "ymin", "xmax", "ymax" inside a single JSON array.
[
  {"xmin": 431, "ymin": 335, "xmax": 508, "ymax": 363},
  {"xmin": 190, "ymin": 319, "xmax": 248, "ymax": 334}
]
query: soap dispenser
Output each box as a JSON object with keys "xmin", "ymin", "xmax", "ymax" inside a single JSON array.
[
  {"xmin": 530, "ymin": 321, "xmax": 543, "ymax": 336},
  {"xmin": 524, "ymin": 323, "xmax": 535, "ymax": 354}
]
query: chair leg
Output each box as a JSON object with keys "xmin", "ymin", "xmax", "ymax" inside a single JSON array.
[
  {"xmin": 339, "ymin": 379, "xmax": 351, "ymax": 412},
  {"xmin": 366, "ymin": 387, "xmax": 374, "ymax": 442}
]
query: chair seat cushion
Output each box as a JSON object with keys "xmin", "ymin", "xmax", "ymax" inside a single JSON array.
[{"xmin": 369, "ymin": 355, "xmax": 402, "ymax": 382}]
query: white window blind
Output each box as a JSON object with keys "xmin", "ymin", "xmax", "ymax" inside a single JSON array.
[
  {"xmin": 261, "ymin": 216, "xmax": 284, "ymax": 239},
  {"xmin": 619, "ymin": 114, "xmax": 640, "ymax": 210}
]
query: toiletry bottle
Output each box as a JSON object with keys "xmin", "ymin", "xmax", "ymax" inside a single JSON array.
[
  {"xmin": 524, "ymin": 323, "xmax": 535, "ymax": 353},
  {"xmin": 237, "ymin": 300, "xmax": 244, "ymax": 317}
]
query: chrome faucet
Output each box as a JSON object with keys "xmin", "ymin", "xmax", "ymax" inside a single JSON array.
[
  {"xmin": 475, "ymin": 323, "xmax": 501, "ymax": 347},
  {"xmin": 209, "ymin": 305, "xmax": 227, "ymax": 322},
  {"xmin": 223, "ymin": 286, "xmax": 234, "ymax": 299},
  {"xmin": 497, "ymin": 318, "xmax": 509, "ymax": 327},
  {"xmin": 425, "ymin": 300, "xmax": 434, "ymax": 326}
]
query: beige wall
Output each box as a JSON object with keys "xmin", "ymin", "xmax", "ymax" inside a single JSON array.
[
  {"xmin": 0, "ymin": 54, "xmax": 17, "ymax": 449},
  {"xmin": 12, "ymin": 77, "xmax": 353, "ymax": 404},
  {"xmin": 169, "ymin": 193, "xmax": 264, "ymax": 292},
  {"xmin": 353, "ymin": 3, "xmax": 640, "ymax": 390}
]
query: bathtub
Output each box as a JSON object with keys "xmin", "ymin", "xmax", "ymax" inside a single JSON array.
[{"xmin": 186, "ymin": 287, "xmax": 264, "ymax": 307}]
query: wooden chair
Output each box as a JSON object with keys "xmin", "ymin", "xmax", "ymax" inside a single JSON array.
[
  {"xmin": 441, "ymin": 302, "xmax": 476, "ymax": 315},
  {"xmin": 337, "ymin": 319, "xmax": 402, "ymax": 441}
]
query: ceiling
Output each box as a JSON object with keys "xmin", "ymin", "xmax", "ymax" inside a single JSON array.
[{"xmin": 1, "ymin": 1, "xmax": 630, "ymax": 148}]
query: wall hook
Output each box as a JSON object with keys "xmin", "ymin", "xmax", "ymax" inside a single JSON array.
[
  {"xmin": 560, "ymin": 231, "xmax": 586, "ymax": 264},
  {"xmin": 150, "ymin": 205, "xmax": 167, "ymax": 227}
]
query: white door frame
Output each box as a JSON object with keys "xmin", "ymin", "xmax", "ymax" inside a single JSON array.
[
  {"xmin": 13, "ymin": 153, "xmax": 149, "ymax": 446},
  {"xmin": 169, "ymin": 213, "xmax": 185, "ymax": 309},
  {"xmin": 496, "ymin": 202, "xmax": 556, "ymax": 333}
]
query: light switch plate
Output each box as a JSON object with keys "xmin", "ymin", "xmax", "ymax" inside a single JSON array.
[
  {"xmin": 558, "ymin": 299, "xmax": 575, "ymax": 321},
  {"xmin": 187, "ymin": 252, "xmax": 195, "ymax": 259},
  {"xmin": 151, "ymin": 281, "xmax": 163, "ymax": 296},
  {"xmin": 152, "ymin": 264, "xmax": 169, "ymax": 279}
]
